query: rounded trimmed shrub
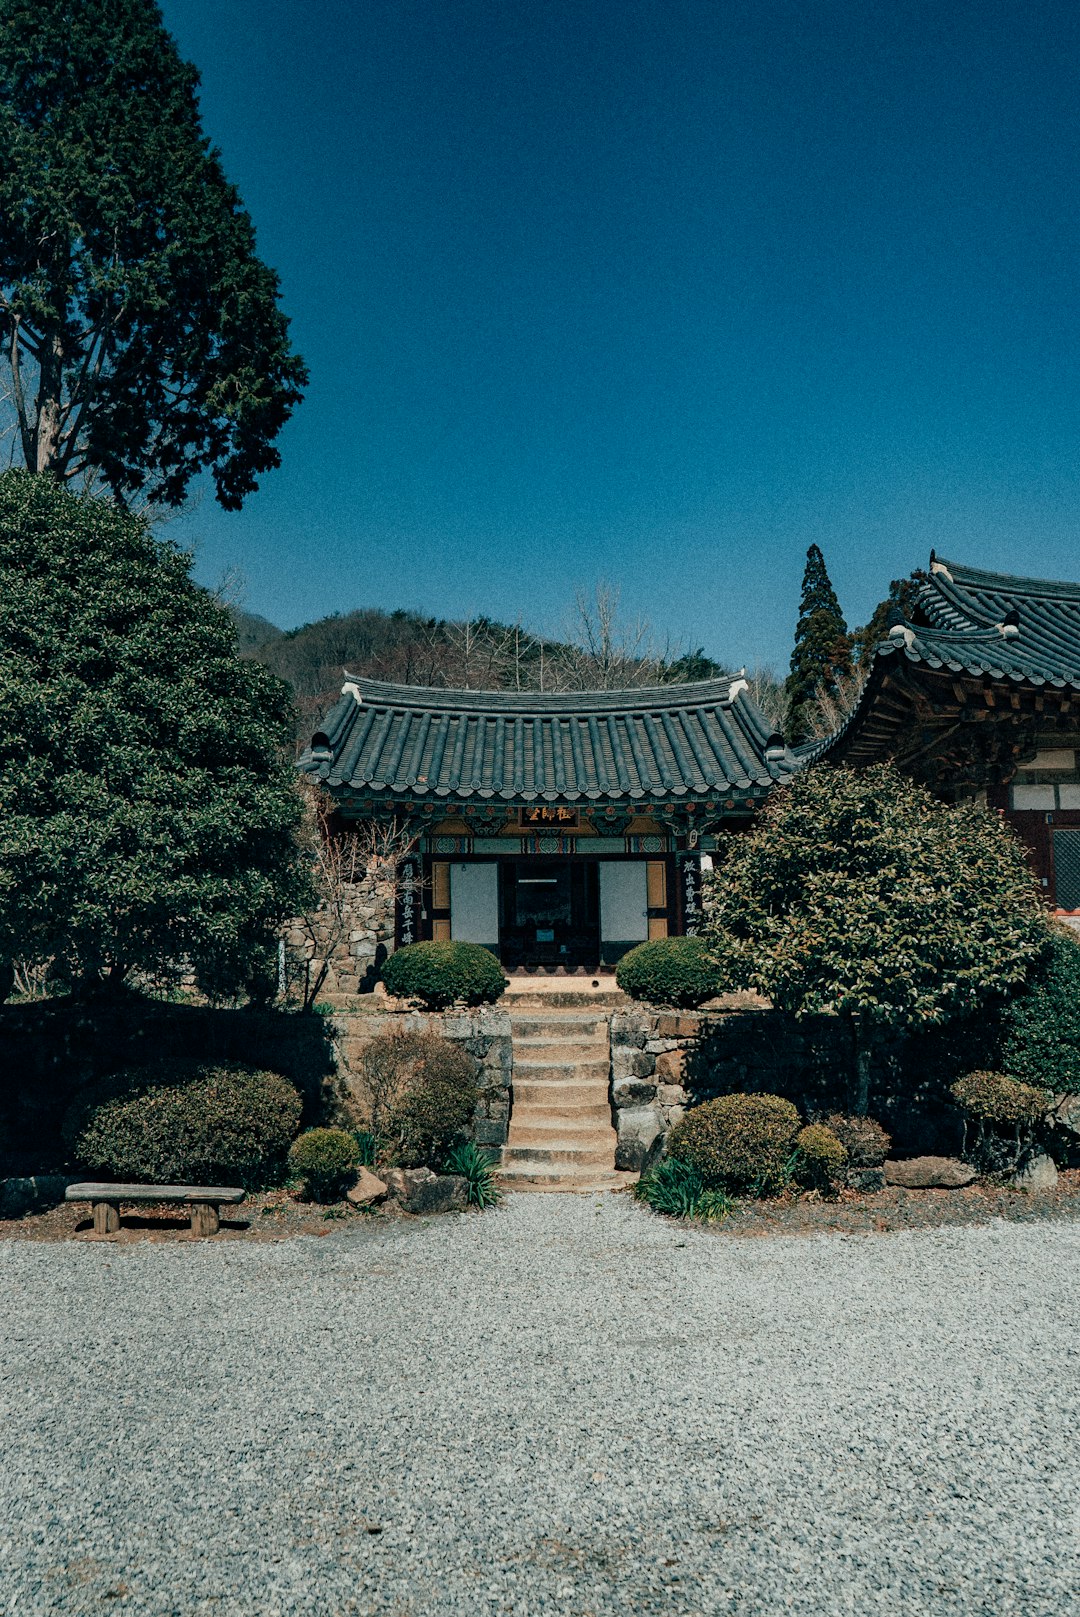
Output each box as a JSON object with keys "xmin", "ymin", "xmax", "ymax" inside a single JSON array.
[
  {"xmin": 794, "ymin": 1123, "xmax": 847, "ymax": 1192},
  {"xmin": 288, "ymin": 1128, "xmax": 359, "ymax": 1202},
  {"xmin": 825, "ymin": 1113, "xmax": 891, "ymax": 1168},
  {"xmin": 615, "ymin": 936, "xmax": 726, "ymax": 1008},
  {"xmin": 1003, "ymin": 930, "xmax": 1080, "ymax": 1094},
  {"xmin": 668, "ymin": 1092, "xmax": 801, "ymax": 1195},
  {"xmin": 382, "ymin": 941, "xmax": 507, "ymax": 1009},
  {"xmin": 65, "ymin": 1061, "xmax": 302, "ymax": 1186},
  {"xmin": 358, "ymin": 1030, "xmax": 481, "ymax": 1168},
  {"xmin": 950, "ymin": 1071, "xmax": 1050, "ymax": 1127}
]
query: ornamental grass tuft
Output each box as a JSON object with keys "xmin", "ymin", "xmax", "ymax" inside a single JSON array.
[
  {"xmin": 633, "ymin": 1156, "xmax": 733, "ymax": 1222},
  {"xmin": 443, "ymin": 1141, "xmax": 503, "ymax": 1208}
]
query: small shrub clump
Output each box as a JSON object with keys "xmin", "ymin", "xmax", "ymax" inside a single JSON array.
[
  {"xmin": 1003, "ymin": 930, "xmax": 1080, "ymax": 1094},
  {"xmin": 288, "ymin": 1128, "xmax": 359, "ymax": 1202},
  {"xmin": 951, "ymin": 1071, "xmax": 1051, "ymax": 1176},
  {"xmin": 668, "ymin": 1092, "xmax": 801, "ymax": 1196},
  {"xmin": 825, "ymin": 1113, "xmax": 891, "ymax": 1168},
  {"xmin": 382, "ymin": 941, "xmax": 507, "ymax": 1009},
  {"xmin": 794, "ymin": 1124, "xmax": 847, "ymax": 1193},
  {"xmin": 65, "ymin": 1061, "xmax": 302, "ymax": 1186},
  {"xmin": 443, "ymin": 1140, "xmax": 503, "ymax": 1208},
  {"xmin": 615, "ymin": 936, "xmax": 727, "ymax": 1008},
  {"xmin": 950, "ymin": 1071, "xmax": 1050, "ymax": 1127},
  {"xmin": 357, "ymin": 1030, "xmax": 481, "ymax": 1168},
  {"xmin": 634, "ymin": 1155, "xmax": 733, "ymax": 1221}
]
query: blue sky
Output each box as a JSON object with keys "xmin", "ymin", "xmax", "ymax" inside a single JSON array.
[{"xmin": 163, "ymin": 0, "xmax": 1080, "ymax": 672}]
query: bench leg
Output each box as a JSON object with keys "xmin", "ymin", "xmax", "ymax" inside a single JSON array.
[
  {"xmin": 190, "ymin": 1203, "xmax": 220, "ymax": 1237},
  {"xmin": 92, "ymin": 1201, "xmax": 120, "ymax": 1235}
]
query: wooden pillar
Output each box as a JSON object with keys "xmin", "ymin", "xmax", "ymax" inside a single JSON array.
[
  {"xmin": 190, "ymin": 1202, "xmax": 220, "ymax": 1238},
  {"xmin": 92, "ymin": 1201, "xmax": 120, "ymax": 1235}
]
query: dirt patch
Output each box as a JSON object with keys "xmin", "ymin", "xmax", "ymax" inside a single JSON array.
[{"xmin": 707, "ymin": 1168, "xmax": 1080, "ymax": 1237}]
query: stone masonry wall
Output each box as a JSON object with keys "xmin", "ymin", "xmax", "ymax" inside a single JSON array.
[
  {"xmin": 330, "ymin": 1007, "xmax": 513, "ymax": 1149},
  {"xmin": 282, "ymin": 877, "xmax": 397, "ymax": 1002}
]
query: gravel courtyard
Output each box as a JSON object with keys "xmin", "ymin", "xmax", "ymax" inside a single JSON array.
[{"xmin": 1, "ymin": 1197, "xmax": 1077, "ymax": 1617}]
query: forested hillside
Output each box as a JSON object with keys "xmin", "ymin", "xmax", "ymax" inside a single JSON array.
[{"xmin": 230, "ymin": 596, "xmax": 727, "ymax": 739}]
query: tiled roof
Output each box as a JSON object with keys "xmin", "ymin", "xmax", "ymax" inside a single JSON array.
[
  {"xmin": 300, "ymin": 676, "xmax": 796, "ymax": 802},
  {"xmin": 900, "ymin": 557, "xmax": 1080, "ymax": 688}
]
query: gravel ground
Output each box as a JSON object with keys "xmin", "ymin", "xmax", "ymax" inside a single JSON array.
[{"xmin": 1, "ymin": 1197, "xmax": 1078, "ymax": 1617}]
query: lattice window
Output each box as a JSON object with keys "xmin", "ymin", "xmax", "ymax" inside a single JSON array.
[{"xmin": 1054, "ymin": 830, "xmax": 1080, "ymax": 910}]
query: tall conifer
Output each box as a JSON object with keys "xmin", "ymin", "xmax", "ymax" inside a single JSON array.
[{"xmin": 785, "ymin": 545, "xmax": 852, "ymax": 744}]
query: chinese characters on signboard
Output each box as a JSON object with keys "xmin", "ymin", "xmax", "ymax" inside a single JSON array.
[
  {"xmin": 679, "ymin": 855, "xmax": 702, "ymax": 936},
  {"xmin": 396, "ymin": 855, "xmax": 421, "ymax": 947},
  {"xmin": 519, "ymin": 806, "xmax": 581, "ymax": 829}
]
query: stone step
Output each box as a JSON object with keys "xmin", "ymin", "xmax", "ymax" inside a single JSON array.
[
  {"xmin": 514, "ymin": 1058, "xmax": 609, "ymax": 1083},
  {"xmin": 512, "ymin": 1038, "xmax": 609, "ymax": 1061},
  {"xmin": 502, "ymin": 1141, "xmax": 615, "ymax": 1168},
  {"xmin": 497, "ymin": 1165, "xmax": 635, "ymax": 1192},
  {"xmin": 504, "ymin": 1099, "xmax": 611, "ymax": 1125},
  {"xmin": 513, "ymin": 1078, "xmax": 608, "ymax": 1107},
  {"xmin": 507, "ymin": 1120, "xmax": 615, "ymax": 1148},
  {"xmin": 508, "ymin": 1015, "xmax": 612, "ymax": 1040},
  {"xmin": 502, "ymin": 990, "xmax": 626, "ymax": 1010}
]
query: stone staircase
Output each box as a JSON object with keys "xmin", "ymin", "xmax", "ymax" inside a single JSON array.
[{"xmin": 500, "ymin": 1007, "xmax": 626, "ymax": 1191}]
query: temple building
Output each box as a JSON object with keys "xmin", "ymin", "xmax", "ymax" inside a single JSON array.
[
  {"xmin": 299, "ymin": 674, "xmax": 796, "ymax": 972},
  {"xmin": 818, "ymin": 554, "xmax": 1080, "ymax": 914}
]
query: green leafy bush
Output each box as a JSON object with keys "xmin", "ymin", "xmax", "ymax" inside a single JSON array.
[
  {"xmin": 65, "ymin": 1061, "xmax": 302, "ymax": 1186},
  {"xmin": 382, "ymin": 941, "xmax": 507, "ymax": 1009},
  {"xmin": 288, "ymin": 1128, "xmax": 359, "ymax": 1202},
  {"xmin": 794, "ymin": 1124, "xmax": 847, "ymax": 1192},
  {"xmin": 668, "ymin": 1093, "xmax": 801, "ymax": 1195},
  {"xmin": 1003, "ymin": 930, "xmax": 1080, "ymax": 1094},
  {"xmin": 443, "ymin": 1141, "xmax": 503, "ymax": 1208},
  {"xmin": 951, "ymin": 1071, "xmax": 1051, "ymax": 1176},
  {"xmin": 357, "ymin": 1031, "xmax": 481, "ymax": 1168},
  {"xmin": 633, "ymin": 1155, "xmax": 733, "ymax": 1221},
  {"xmin": 825, "ymin": 1113, "xmax": 891, "ymax": 1168},
  {"xmin": 950, "ymin": 1071, "xmax": 1050, "ymax": 1127},
  {"xmin": 615, "ymin": 936, "xmax": 727, "ymax": 1008}
]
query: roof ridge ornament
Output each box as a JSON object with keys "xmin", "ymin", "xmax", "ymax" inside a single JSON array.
[
  {"xmin": 885, "ymin": 604, "xmax": 916, "ymax": 648},
  {"xmin": 997, "ymin": 607, "xmax": 1021, "ymax": 639},
  {"xmin": 728, "ymin": 667, "xmax": 749, "ymax": 697},
  {"xmin": 342, "ymin": 681, "xmax": 363, "ymax": 704},
  {"xmin": 928, "ymin": 549, "xmax": 953, "ymax": 580}
]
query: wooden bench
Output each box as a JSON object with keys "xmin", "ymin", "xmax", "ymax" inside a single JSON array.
[{"xmin": 65, "ymin": 1182, "xmax": 245, "ymax": 1237}]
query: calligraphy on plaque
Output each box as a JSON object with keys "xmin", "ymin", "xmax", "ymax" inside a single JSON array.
[
  {"xmin": 518, "ymin": 806, "xmax": 580, "ymax": 830},
  {"xmin": 679, "ymin": 855, "xmax": 703, "ymax": 936}
]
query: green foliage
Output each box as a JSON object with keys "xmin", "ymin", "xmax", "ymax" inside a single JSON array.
[
  {"xmin": 703, "ymin": 764, "xmax": 1048, "ymax": 1109},
  {"xmin": 615, "ymin": 936, "xmax": 727, "ymax": 1008},
  {"xmin": 793, "ymin": 1123, "xmax": 847, "ymax": 1192},
  {"xmin": 668, "ymin": 1093, "xmax": 801, "ymax": 1195},
  {"xmin": 351, "ymin": 1129, "xmax": 380, "ymax": 1167},
  {"xmin": 785, "ymin": 545, "xmax": 852, "ymax": 744},
  {"xmin": 0, "ymin": 0, "xmax": 305, "ymax": 509},
  {"xmin": 443, "ymin": 1140, "xmax": 503, "ymax": 1208},
  {"xmin": 633, "ymin": 1155, "xmax": 733, "ymax": 1221},
  {"xmin": 288, "ymin": 1127, "xmax": 359, "ymax": 1202},
  {"xmin": 824, "ymin": 1113, "xmax": 891, "ymax": 1168},
  {"xmin": 0, "ymin": 474, "xmax": 312, "ymax": 994},
  {"xmin": 950, "ymin": 1072, "xmax": 1050, "ymax": 1128},
  {"xmin": 1002, "ymin": 929, "xmax": 1080, "ymax": 1095},
  {"xmin": 358, "ymin": 1030, "xmax": 481, "ymax": 1168},
  {"xmin": 66, "ymin": 1060, "xmax": 302, "ymax": 1185},
  {"xmin": 382, "ymin": 942, "xmax": 507, "ymax": 1009},
  {"xmin": 849, "ymin": 575, "xmax": 927, "ymax": 668}
]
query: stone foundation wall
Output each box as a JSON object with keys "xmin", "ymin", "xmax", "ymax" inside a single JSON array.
[
  {"xmin": 330, "ymin": 1007, "xmax": 513, "ymax": 1149},
  {"xmin": 282, "ymin": 877, "xmax": 397, "ymax": 1001}
]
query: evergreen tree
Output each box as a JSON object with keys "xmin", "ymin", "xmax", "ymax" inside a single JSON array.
[
  {"xmin": 0, "ymin": 0, "xmax": 306, "ymax": 510},
  {"xmin": 0, "ymin": 472, "xmax": 312, "ymax": 996},
  {"xmin": 785, "ymin": 545, "xmax": 852, "ymax": 743}
]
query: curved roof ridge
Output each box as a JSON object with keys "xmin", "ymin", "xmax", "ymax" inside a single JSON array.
[
  {"xmin": 934, "ymin": 556, "xmax": 1080, "ymax": 601},
  {"xmin": 339, "ymin": 673, "xmax": 744, "ymax": 714}
]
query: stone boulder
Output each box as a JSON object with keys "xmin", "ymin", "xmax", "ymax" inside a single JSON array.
[
  {"xmin": 884, "ymin": 1156, "xmax": 978, "ymax": 1189},
  {"xmin": 1010, "ymin": 1153, "xmax": 1058, "ymax": 1193},
  {"xmin": 346, "ymin": 1167, "xmax": 388, "ymax": 1207},
  {"xmin": 383, "ymin": 1167, "xmax": 468, "ymax": 1215},
  {"xmin": 614, "ymin": 1106, "xmax": 664, "ymax": 1172}
]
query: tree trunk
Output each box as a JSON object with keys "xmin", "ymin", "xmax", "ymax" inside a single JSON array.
[
  {"xmin": 34, "ymin": 327, "xmax": 65, "ymax": 474},
  {"xmin": 852, "ymin": 1025, "xmax": 874, "ymax": 1116}
]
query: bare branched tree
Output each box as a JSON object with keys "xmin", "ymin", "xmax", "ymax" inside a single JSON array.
[
  {"xmin": 289, "ymin": 786, "xmax": 421, "ymax": 1009},
  {"xmin": 800, "ymin": 664, "xmax": 869, "ymax": 742},
  {"xmin": 744, "ymin": 665, "xmax": 789, "ymax": 733},
  {"xmin": 547, "ymin": 583, "xmax": 674, "ymax": 690}
]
